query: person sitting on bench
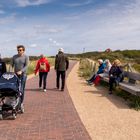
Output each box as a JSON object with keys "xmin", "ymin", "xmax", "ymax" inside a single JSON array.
[
  {"xmin": 86, "ymin": 59, "xmax": 106, "ymax": 85},
  {"xmin": 109, "ymin": 59, "xmax": 124, "ymax": 94}
]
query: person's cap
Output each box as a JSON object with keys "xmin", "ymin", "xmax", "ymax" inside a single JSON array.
[{"xmin": 58, "ymin": 48, "xmax": 64, "ymax": 52}]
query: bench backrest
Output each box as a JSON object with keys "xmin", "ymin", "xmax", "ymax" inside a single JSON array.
[{"xmin": 123, "ymin": 71, "xmax": 140, "ymax": 84}]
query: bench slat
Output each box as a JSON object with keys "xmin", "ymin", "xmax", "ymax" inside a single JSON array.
[
  {"xmin": 100, "ymin": 71, "xmax": 140, "ymax": 96},
  {"xmin": 124, "ymin": 71, "xmax": 140, "ymax": 81},
  {"xmin": 119, "ymin": 82, "xmax": 140, "ymax": 96}
]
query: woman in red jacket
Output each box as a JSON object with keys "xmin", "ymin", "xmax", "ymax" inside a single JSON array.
[{"xmin": 35, "ymin": 54, "xmax": 50, "ymax": 92}]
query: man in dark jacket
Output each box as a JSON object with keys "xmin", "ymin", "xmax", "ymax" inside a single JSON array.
[{"xmin": 55, "ymin": 48, "xmax": 69, "ymax": 91}]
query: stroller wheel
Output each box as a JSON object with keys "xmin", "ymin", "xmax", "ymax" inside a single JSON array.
[
  {"xmin": 0, "ymin": 114, "xmax": 3, "ymax": 120},
  {"xmin": 12, "ymin": 113, "xmax": 17, "ymax": 120}
]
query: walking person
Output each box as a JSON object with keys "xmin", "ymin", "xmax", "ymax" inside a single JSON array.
[
  {"xmin": 34, "ymin": 54, "xmax": 50, "ymax": 92},
  {"xmin": 55, "ymin": 48, "xmax": 69, "ymax": 91},
  {"xmin": 0, "ymin": 54, "xmax": 7, "ymax": 77},
  {"xmin": 11, "ymin": 45, "xmax": 29, "ymax": 107}
]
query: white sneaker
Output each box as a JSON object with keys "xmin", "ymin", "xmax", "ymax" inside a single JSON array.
[
  {"xmin": 20, "ymin": 103, "xmax": 24, "ymax": 113},
  {"xmin": 43, "ymin": 89, "xmax": 46, "ymax": 92}
]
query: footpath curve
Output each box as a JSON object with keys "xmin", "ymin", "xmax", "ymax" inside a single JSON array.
[
  {"xmin": 67, "ymin": 61, "xmax": 140, "ymax": 140},
  {"xmin": 0, "ymin": 61, "xmax": 91, "ymax": 140}
]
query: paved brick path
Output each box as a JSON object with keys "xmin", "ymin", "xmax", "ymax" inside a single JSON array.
[{"xmin": 0, "ymin": 61, "xmax": 91, "ymax": 140}]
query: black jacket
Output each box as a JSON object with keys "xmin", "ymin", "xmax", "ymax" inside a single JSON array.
[
  {"xmin": 109, "ymin": 65, "xmax": 124, "ymax": 82},
  {"xmin": 55, "ymin": 52, "xmax": 69, "ymax": 71}
]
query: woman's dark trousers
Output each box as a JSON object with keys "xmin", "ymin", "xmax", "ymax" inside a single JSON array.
[
  {"xmin": 109, "ymin": 76, "xmax": 122, "ymax": 91},
  {"xmin": 88, "ymin": 74, "xmax": 97, "ymax": 82},
  {"xmin": 39, "ymin": 72, "xmax": 48, "ymax": 89}
]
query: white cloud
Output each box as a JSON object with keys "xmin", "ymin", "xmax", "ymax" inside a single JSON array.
[
  {"xmin": 34, "ymin": 24, "xmax": 62, "ymax": 34},
  {"xmin": 0, "ymin": 9, "xmax": 5, "ymax": 14},
  {"xmin": 48, "ymin": 38, "xmax": 62, "ymax": 46},
  {"xmin": 14, "ymin": 0, "xmax": 52, "ymax": 7},
  {"xmin": 64, "ymin": 0, "xmax": 94, "ymax": 7},
  {"xmin": 0, "ymin": 14, "xmax": 16, "ymax": 24},
  {"xmin": 30, "ymin": 44, "xmax": 37, "ymax": 48}
]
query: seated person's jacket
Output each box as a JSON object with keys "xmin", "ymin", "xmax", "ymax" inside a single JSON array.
[
  {"xmin": 109, "ymin": 65, "xmax": 124, "ymax": 82},
  {"xmin": 97, "ymin": 63, "xmax": 106, "ymax": 74}
]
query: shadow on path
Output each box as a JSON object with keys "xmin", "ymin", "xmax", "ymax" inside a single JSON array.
[{"xmin": 81, "ymin": 79, "xmax": 129, "ymax": 109}]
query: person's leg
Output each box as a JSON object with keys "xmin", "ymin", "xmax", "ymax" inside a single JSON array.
[
  {"xmin": 39, "ymin": 72, "xmax": 43, "ymax": 88},
  {"xmin": 56, "ymin": 71, "xmax": 60, "ymax": 89},
  {"xmin": 109, "ymin": 77, "xmax": 115, "ymax": 94},
  {"xmin": 20, "ymin": 74, "xmax": 27, "ymax": 103},
  {"xmin": 88, "ymin": 74, "xmax": 97, "ymax": 83},
  {"xmin": 93, "ymin": 75, "xmax": 101, "ymax": 86},
  {"xmin": 61, "ymin": 71, "xmax": 66, "ymax": 90},
  {"xmin": 43, "ymin": 72, "xmax": 48, "ymax": 90}
]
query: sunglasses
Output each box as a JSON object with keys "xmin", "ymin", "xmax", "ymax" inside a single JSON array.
[{"xmin": 17, "ymin": 49, "xmax": 23, "ymax": 52}]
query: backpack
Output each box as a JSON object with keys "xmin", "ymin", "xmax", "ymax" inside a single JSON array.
[{"xmin": 39, "ymin": 62, "xmax": 46, "ymax": 70}]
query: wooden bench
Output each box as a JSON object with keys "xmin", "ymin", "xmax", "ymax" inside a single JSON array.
[
  {"xmin": 87, "ymin": 59, "xmax": 140, "ymax": 96},
  {"xmin": 100, "ymin": 71, "xmax": 140, "ymax": 96}
]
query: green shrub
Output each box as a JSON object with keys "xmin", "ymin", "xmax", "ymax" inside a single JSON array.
[{"xmin": 79, "ymin": 59, "xmax": 94, "ymax": 79}]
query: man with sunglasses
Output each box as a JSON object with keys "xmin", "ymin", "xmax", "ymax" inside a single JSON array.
[{"xmin": 12, "ymin": 45, "xmax": 29, "ymax": 108}]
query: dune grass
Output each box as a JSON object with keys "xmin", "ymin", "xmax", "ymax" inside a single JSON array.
[{"xmin": 78, "ymin": 58, "xmax": 94, "ymax": 79}]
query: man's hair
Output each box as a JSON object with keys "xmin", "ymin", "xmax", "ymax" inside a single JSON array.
[{"xmin": 17, "ymin": 45, "xmax": 25, "ymax": 51}]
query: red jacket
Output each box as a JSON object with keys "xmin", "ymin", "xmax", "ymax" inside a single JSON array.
[{"xmin": 35, "ymin": 57, "xmax": 50, "ymax": 74}]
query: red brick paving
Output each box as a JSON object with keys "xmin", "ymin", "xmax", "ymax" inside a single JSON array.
[{"xmin": 0, "ymin": 61, "xmax": 91, "ymax": 140}]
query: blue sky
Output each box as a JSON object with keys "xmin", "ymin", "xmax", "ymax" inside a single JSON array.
[{"xmin": 0, "ymin": 0, "xmax": 140, "ymax": 57}]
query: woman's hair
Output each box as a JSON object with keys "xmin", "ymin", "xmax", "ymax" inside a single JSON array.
[
  {"xmin": 104, "ymin": 59, "xmax": 109, "ymax": 63},
  {"xmin": 113, "ymin": 59, "xmax": 121, "ymax": 66}
]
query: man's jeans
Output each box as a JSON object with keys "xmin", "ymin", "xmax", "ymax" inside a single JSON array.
[
  {"xmin": 56, "ymin": 71, "xmax": 66, "ymax": 90},
  {"xmin": 18, "ymin": 74, "xmax": 27, "ymax": 103}
]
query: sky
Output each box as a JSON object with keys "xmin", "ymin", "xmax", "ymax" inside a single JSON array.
[{"xmin": 0, "ymin": 0, "xmax": 140, "ymax": 57}]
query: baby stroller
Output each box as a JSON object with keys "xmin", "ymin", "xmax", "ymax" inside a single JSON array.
[{"xmin": 0, "ymin": 72, "xmax": 24, "ymax": 120}]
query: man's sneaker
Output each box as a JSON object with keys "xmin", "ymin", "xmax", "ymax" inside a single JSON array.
[
  {"xmin": 61, "ymin": 88, "xmax": 64, "ymax": 91},
  {"xmin": 43, "ymin": 89, "xmax": 47, "ymax": 92},
  {"xmin": 39, "ymin": 87, "xmax": 42, "ymax": 90}
]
